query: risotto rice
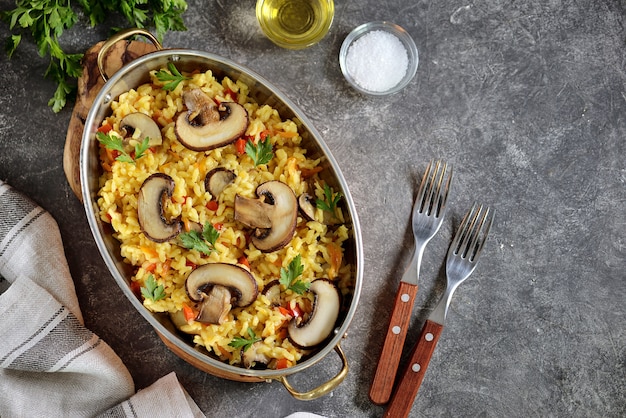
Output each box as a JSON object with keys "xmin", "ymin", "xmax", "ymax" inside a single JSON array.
[{"xmin": 96, "ymin": 66, "xmax": 353, "ymax": 369}]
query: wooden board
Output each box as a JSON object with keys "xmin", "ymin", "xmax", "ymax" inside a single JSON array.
[{"xmin": 63, "ymin": 39, "xmax": 158, "ymax": 201}]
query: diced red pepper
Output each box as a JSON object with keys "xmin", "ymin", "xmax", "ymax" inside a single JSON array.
[
  {"xmin": 213, "ymin": 222, "xmax": 223, "ymax": 231},
  {"xmin": 97, "ymin": 124, "xmax": 113, "ymax": 133},
  {"xmin": 130, "ymin": 280, "xmax": 142, "ymax": 298},
  {"xmin": 206, "ymin": 200, "xmax": 219, "ymax": 211},
  {"xmin": 278, "ymin": 306, "xmax": 291, "ymax": 317},
  {"xmin": 224, "ymin": 88, "xmax": 239, "ymax": 102},
  {"xmin": 235, "ymin": 138, "xmax": 247, "ymax": 155},
  {"xmin": 186, "ymin": 259, "xmax": 197, "ymax": 269}
]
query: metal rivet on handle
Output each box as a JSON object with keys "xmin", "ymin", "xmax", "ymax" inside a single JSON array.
[{"xmin": 392, "ymin": 326, "xmax": 401, "ymax": 334}]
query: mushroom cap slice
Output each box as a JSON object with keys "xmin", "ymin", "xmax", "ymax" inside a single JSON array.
[
  {"xmin": 242, "ymin": 341, "xmax": 270, "ymax": 369},
  {"xmin": 137, "ymin": 173, "xmax": 182, "ymax": 242},
  {"xmin": 234, "ymin": 181, "xmax": 298, "ymax": 252},
  {"xmin": 261, "ymin": 279, "xmax": 281, "ymax": 306},
  {"xmin": 120, "ymin": 112, "xmax": 163, "ymax": 146},
  {"xmin": 175, "ymin": 88, "xmax": 248, "ymax": 151},
  {"xmin": 298, "ymin": 193, "xmax": 317, "ymax": 222},
  {"xmin": 287, "ymin": 279, "xmax": 341, "ymax": 348},
  {"xmin": 205, "ymin": 167, "xmax": 236, "ymax": 198},
  {"xmin": 185, "ymin": 262, "xmax": 258, "ymax": 308}
]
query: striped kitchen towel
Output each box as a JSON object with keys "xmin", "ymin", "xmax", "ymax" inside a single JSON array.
[{"xmin": 0, "ymin": 180, "xmax": 204, "ymax": 418}]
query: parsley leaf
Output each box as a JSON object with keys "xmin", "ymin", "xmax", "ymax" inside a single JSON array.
[
  {"xmin": 316, "ymin": 184, "xmax": 343, "ymax": 212},
  {"xmin": 96, "ymin": 131, "xmax": 150, "ymax": 163},
  {"xmin": 2, "ymin": 0, "xmax": 188, "ymax": 112},
  {"xmin": 245, "ymin": 136, "xmax": 274, "ymax": 166},
  {"xmin": 279, "ymin": 255, "xmax": 309, "ymax": 295},
  {"xmin": 179, "ymin": 222, "xmax": 219, "ymax": 255},
  {"xmin": 141, "ymin": 274, "xmax": 166, "ymax": 301},
  {"xmin": 155, "ymin": 62, "xmax": 191, "ymax": 91},
  {"xmin": 228, "ymin": 327, "xmax": 261, "ymax": 352}
]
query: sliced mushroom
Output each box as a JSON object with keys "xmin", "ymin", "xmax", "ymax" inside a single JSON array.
[
  {"xmin": 287, "ymin": 279, "xmax": 341, "ymax": 348},
  {"xmin": 137, "ymin": 173, "xmax": 182, "ymax": 242},
  {"xmin": 262, "ymin": 279, "xmax": 281, "ymax": 306},
  {"xmin": 234, "ymin": 181, "xmax": 298, "ymax": 252},
  {"xmin": 298, "ymin": 192, "xmax": 342, "ymax": 225},
  {"xmin": 175, "ymin": 88, "xmax": 248, "ymax": 151},
  {"xmin": 242, "ymin": 341, "xmax": 270, "ymax": 369},
  {"xmin": 120, "ymin": 112, "xmax": 163, "ymax": 146},
  {"xmin": 205, "ymin": 167, "xmax": 236, "ymax": 197},
  {"xmin": 185, "ymin": 263, "xmax": 258, "ymax": 324},
  {"xmin": 196, "ymin": 285, "xmax": 232, "ymax": 324},
  {"xmin": 298, "ymin": 193, "xmax": 317, "ymax": 222}
]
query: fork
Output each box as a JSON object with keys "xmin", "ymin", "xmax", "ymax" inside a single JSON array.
[
  {"xmin": 369, "ymin": 159, "xmax": 453, "ymax": 405},
  {"xmin": 384, "ymin": 203, "xmax": 494, "ymax": 418}
]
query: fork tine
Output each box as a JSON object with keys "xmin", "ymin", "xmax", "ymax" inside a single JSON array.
[
  {"xmin": 415, "ymin": 160, "xmax": 435, "ymax": 213},
  {"xmin": 433, "ymin": 161, "xmax": 453, "ymax": 218},
  {"xmin": 452, "ymin": 203, "xmax": 494, "ymax": 261},
  {"xmin": 416, "ymin": 159, "xmax": 452, "ymax": 217}
]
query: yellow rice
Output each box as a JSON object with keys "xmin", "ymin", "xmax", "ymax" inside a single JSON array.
[{"xmin": 96, "ymin": 67, "xmax": 353, "ymax": 369}]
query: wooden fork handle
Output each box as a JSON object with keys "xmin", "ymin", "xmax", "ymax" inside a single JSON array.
[
  {"xmin": 369, "ymin": 281, "xmax": 418, "ymax": 405},
  {"xmin": 384, "ymin": 319, "xmax": 444, "ymax": 418}
]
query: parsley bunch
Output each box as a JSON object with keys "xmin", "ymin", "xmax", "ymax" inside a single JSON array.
[{"xmin": 2, "ymin": 0, "xmax": 188, "ymax": 112}]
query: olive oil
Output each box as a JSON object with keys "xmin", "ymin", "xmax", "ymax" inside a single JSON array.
[{"xmin": 256, "ymin": 0, "xmax": 334, "ymax": 49}]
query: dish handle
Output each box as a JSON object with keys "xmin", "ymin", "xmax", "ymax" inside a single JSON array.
[
  {"xmin": 97, "ymin": 28, "xmax": 162, "ymax": 82},
  {"xmin": 278, "ymin": 344, "xmax": 349, "ymax": 400}
]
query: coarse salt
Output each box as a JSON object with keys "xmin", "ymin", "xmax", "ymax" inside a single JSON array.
[{"xmin": 345, "ymin": 30, "xmax": 409, "ymax": 92}]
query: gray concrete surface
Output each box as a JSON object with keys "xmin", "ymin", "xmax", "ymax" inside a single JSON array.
[{"xmin": 1, "ymin": 0, "xmax": 624, "ymax": 417}]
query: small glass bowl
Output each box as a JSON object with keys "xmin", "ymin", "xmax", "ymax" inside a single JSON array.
[
  {"xmin": 256, "ymin": 0, "xmax": 335, "ymax": 50},
  {"xmin": 339, "ymin": 21, "xmax": 419, "ymax": 96}
]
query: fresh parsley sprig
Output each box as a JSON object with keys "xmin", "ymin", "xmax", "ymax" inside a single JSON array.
[
  {"xmin": 141, "ymin": 274, "xmax": 166, "ymax": 301},
  {"xmin": 2, "ymin": 0, "xmax": 188, "ymax": 112},
  {"xmin": 245, "ymin": 135, "xmax": 274, "ymax": 166},
  {"xmin": 316, "ymin": 184, "xmax": 343, "ymax": 213},
  {"xmin": 97, "ymin": 131, "xmax": 150, "ymax": 163},
  {"xmin": 179, "ymin": 222, "xmax": 220, "ymax": 255},
  {"xmin": 155, "ymin": 62, "xmax": 191, "ymax": 91},
  {"xmin": 229, "ymin": 327, "xmax": 261, "ymax": 352},
  {"xmin": 279, "ymin": 255, "xmax": 309, "ymax": 295}
]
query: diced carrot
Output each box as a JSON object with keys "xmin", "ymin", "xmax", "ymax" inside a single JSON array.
[
  {"xmin": 144, "ymin": 263, "xmax": 157, "ymax": 273},
  {"xmin": 278, "ymin": 131, "xmax": 298, "ymax": 138},
  {"xmin": 140, "ymin": 246, "xmax": 159, "ymax": 259},
  {"xmin": 300, "ymin": 166, "xmax": 324, "ymax": 178},
  {"xmin": 327, "ymin": 242, "xmax": 343, "ymax": 279},
  {"xmin": 238, "ymin": 256, "xmax": 250, "ymax": 269},
  {"xmin": 278, "ymin": 306, "xmax": 291, "ymax": 317},
  {"xmin": 276, "ymin": 358, "xmax": 290, "ymax": 369},
  {"xmin": 183, "ymin": 303, "xmax": 197, "ymax": 322},
  {"xmin": 161, "ymin": 259, "xmax": 171, "ymax": 275}
]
